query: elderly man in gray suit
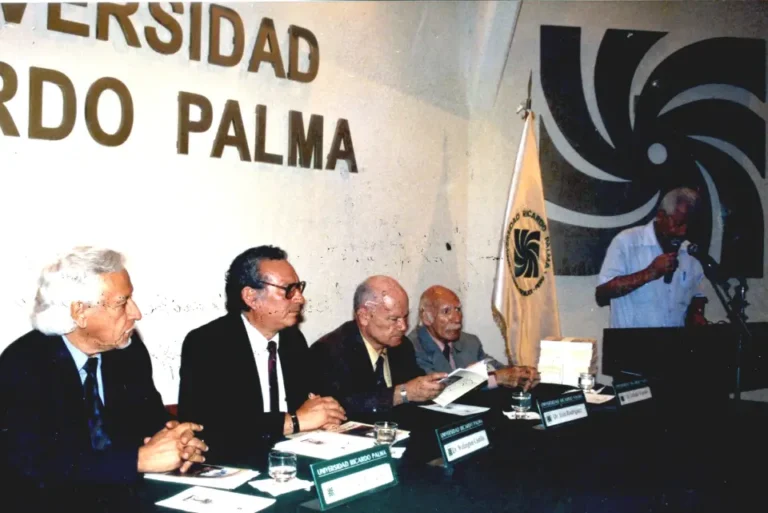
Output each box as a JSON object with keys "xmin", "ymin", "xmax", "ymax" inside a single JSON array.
[{"xmin": 408, "ymin": 285, "xmax": 540, "ymax": 391}]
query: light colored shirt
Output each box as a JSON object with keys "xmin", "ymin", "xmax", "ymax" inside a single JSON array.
[
  {"xmin": 241, "ymin": 315, "xmax": 288, "ymax": 413},
  {"xmin": 62, "ymin": 335, "xmax": 105, "ymax": 404},
  {"xmin": 361, "ymin": 335, "xmax": 392, "ymax": 388},
  {"xmin": 598, "ymin": 220, "xmax": 705, "ymax": 329}
]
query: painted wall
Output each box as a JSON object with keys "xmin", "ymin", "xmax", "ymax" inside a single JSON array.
[
  {"xmin": 0, "ymin": 1, "xmax": 520, "ymax": 403},
  {"xmin": 1, "ymin": 2, "xmax": 766, "ymax": 403}
]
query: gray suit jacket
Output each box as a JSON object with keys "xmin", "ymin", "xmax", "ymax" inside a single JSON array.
[{"xmin": 407, "ymin": 325, "xmax": 505, "ymax": 374}]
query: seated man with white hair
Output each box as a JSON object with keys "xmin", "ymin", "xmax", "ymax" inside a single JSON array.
[
  {"xmin": 0, "ymin": 247, "xmax": 207, "ymax": 510},
  {"xmin": 409, "ymin": 285, "xmax": 540, "ymax": 391}
]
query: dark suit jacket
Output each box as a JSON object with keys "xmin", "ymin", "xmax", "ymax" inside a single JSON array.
[
  {"xmin": 310, "ymin": 321, "xmax": 424, "ymax": 414},
  {"xmin": 0, "ymin": 330, "xmax": 168, "ymax": 510},
  {"xmin": 178, "ymin": 313, "xmax": 312, "ymax": 466}
]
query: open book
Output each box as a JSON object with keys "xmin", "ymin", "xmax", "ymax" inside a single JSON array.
[
  {"xmin": 144, "ymin": 464, "xmax": 259, "ymax": 490},
  {"xmin": 432, "ymin": 360, "xmax": 488, "ymax": 406}
]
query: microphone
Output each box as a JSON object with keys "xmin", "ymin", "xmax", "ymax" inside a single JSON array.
[
  {"xmin": 686, "ymin": 242, "xmax": 722, "ymax": 281},
  {"xmin": 664, "ymin": 239, "xmax": 682, "ymax": 284}
]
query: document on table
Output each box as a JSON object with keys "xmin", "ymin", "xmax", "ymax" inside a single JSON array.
[
  {"xmin": 329, "ymin": 421, "xmax": 410, "ymax": 443},
  {"xmin": 144, "ymin": 464, "xmax": 259, "ymax": 490},
  {"xmin": 420, "ymin": 403, "xmax": 490, "ymax": 416},
  {"xmin": 273, "ymin": 430, "xmax": 376, "ymax": 460},
  {"xmin": 432, "ymin": 360, "xmax": 488, "ymax": 406},
  {"xmin": 156, "ymin": 486, "xmax": 275, "ymax": 513},
  {"xmin": 538, "ymin": 340, "xmax": 593, "ymax": 387}
]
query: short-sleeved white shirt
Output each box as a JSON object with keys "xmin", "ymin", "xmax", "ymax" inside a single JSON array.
[{"xmin": 598, "ymin": 221, "xmax": 704, "ymax": 328}]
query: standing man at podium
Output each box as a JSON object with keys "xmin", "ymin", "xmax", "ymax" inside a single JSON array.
[{"xmin": 596, "ymin": 187, "xmax": 708, "ymax": 328}]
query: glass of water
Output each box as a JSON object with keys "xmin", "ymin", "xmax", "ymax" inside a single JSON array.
[
  {"xmin": 268, "ymin": 450, "xmax": 297, "ymax": 483},
  {"xmin": 578, "ymin": 373, "xmax": 595, "ymax": 393},
  {"xmin": 510, "ymin": 391, "xmax": 532, "ymax": 419},
  {"xmin": 374, "ymin": 421, "xmax": 398, "ymax": 446}
]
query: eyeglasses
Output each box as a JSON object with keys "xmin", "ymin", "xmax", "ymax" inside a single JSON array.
[{"xmin": 255, "ymin": 280, "xmax": 306, "ymax": 299}]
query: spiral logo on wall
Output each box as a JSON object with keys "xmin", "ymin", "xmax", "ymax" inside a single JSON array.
[{"xmin": 539, "ymin": 25, "xmax": 766, "ymax": 278}]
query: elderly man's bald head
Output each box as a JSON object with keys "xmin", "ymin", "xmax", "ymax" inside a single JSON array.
[
  {"xmin": 419, "ymin": 285, "xmax": 463, "ymax": 344},
  {"xmin": 353, "ymin": 275, "xmax": 409, "ymax": 351}
]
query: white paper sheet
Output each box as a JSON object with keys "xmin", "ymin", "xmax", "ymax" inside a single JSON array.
[
  {"xmin": 273, "ymin": 430, "xmax": 376, "ymax": 460},
  {"xmin": 433, "ymin": 360, "xmax": 488, "ymax": 406},
  {"xmin": 155, "ymin": 486, "xmax": 275, "ymax": 513},
  {"xmin": 502, "ymin": 411, "xmax": 541, "ymax": 420},
  {"xmin": 145, "ymin": 465, "xmax": 260, "ymax": 490},
  {"xmin": 419, "ymin": 403, "xmax": 490, "ymax": 416},
  {"xmin": 248, "ymin": 478, "xmax": 314, "ymax": 496}
]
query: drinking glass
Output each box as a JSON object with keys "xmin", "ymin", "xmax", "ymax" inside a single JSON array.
[
  {"xmin": 578, "ymin": 373, "xmax": 595, "ymax": 393},
  {"xmin": 510, "ymin": 391, "xmax": 532, "ymax": 419},
  {"xmin": 268, "ymin": 450, "xmax": 297, "ymax": 482},
  {"xmin": 374, "ymin": 421, "xmax": 398, "ymax": 445}
]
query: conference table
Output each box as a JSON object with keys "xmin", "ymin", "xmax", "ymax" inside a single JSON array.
[{"xmin": 135, "ymin": 383, "xmax": 768, "ymax": 513}]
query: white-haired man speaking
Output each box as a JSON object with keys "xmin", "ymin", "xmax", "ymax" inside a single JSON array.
[{"xmin": 0, "ymin": 247, "xmax": 207, "ymax": 510}]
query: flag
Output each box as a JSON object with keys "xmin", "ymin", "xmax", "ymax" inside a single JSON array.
[{"xmin": 492, "ymin": 113, "xmax": 561, "ymax": 366}]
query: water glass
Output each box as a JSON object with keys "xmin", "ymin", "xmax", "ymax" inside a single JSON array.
[
  {"xmin": 374, "ymin": 421, "xmax": 398, "ymax": 445},
  {"xmin": 268, "ymin": 450, "xmax": 297, "ymax": 482},
  {"xmin": 510, "ymin": 391, "xmax": 532, "ymax": 419},
  {"xmin": 578, "ymin": 372, "xmax": 595, "ymax": 393}
]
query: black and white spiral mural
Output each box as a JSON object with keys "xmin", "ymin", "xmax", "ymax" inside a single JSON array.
[{"xmin": 539, "ymin": 25, "xmax": 766, "ymax": 278}]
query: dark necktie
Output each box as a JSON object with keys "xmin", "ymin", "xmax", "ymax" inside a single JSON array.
[
  {"xmin": 374, "ymin": 355, "xmax": 386, "ymax": 388},
  {"xmin": 83, "ymin": 357, "xmax": 111, "ymax": 450},
  {"xmin": 442, "ymin": 343, "xmax": 452, "ymax": 368},
  {"xmin": 267, "ymin": 341, "xmax": 280, "ymax": 413}
]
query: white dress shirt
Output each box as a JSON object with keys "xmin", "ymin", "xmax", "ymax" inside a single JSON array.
[
  {"xmin": 598, "ymin": 221, "xmax": 705, "ymax": 329},
  {"xmin": 241, "ymin": 315, "xmax": 288, "ymax": 413}
]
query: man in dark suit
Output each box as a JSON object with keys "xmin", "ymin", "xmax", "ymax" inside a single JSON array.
[
  {"xmin": 408, "ymin": 285, "xmax": 540, "ymax": 391},
  {"xmin": 0, "ymin": 247, "xmax": 207, "ymax": 511},
  {"xmin": 310, "ymin": 276, "xmax": 447, "ymax": 415},
  {"xmin": 179, "ymin": 246, "xmax": 346, "ymax": 466}
]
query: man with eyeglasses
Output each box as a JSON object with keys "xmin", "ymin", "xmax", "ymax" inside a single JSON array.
[
  {"xmin": 310, "ymin": 276, "xmax": 448, "ymax": 416},
  {"xmin": 179, "ymin": 246, "xmax": 346, "ymax": 466},
  {"xmin": 408, "ymin": 285, "xmax": 540, "ymax": 391}
]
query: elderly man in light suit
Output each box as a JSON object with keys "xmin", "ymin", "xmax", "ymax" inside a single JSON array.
[{"xmin": 408, "ymin": 285, "xmax": 540, "ymax": 391}]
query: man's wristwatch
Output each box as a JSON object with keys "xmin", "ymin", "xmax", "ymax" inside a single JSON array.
[
  {"xmin": 399, "ymin": 384, "xmax": 408, "ymax": 404},
  {"xmin": 291, "ymin": 413, "xmax": 300, "ymax": 434}
]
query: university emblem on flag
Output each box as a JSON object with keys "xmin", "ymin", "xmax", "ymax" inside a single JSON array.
[{"xmin": 505, "ymin": 208, "xmax": 552, "ymax": 297}]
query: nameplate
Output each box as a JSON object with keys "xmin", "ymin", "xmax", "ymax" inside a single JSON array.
[
  {"xmin": 309, "ymin": 446, "xmax": 397, "ymax": 510},
  {"xmin": 435, "ymin": 418, "xmax": 490, "ymax": 465},
  {"xmin": 614, "ymin": 378, "xmax": 652, "ymax": 406},
  {"xmin": 537, "ymin": 393, "xmax": 588, "ymax": 428}
]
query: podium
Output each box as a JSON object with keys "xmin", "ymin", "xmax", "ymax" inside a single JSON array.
[{"xmin": 602, "ymin": 323, "xmax": 768, "ymax": 394}]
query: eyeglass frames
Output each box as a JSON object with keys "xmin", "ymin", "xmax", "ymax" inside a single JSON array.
[{"xmin": 254, "ymin": 280, "xmax": 307, "ymax": 299}]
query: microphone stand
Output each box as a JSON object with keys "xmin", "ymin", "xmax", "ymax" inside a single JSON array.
[{"xmin": 704, "ymin": 272, "xmax": 752, "ymax": 400}]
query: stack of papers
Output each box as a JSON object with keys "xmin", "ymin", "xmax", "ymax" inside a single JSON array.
[
  {"xmin": 145, "ymin": 464, "xmax": 260, "ymax": 490},
  {"xmin": 433, "ymin": 360, "xmax": 488, "ymax": 406},
  {"xmin": 156, "ymin": 486, "xmax": 275, "ymax": 513},
  {"xmin": 273, "ymin": 430, "xmax": 377, "ymax": 460},
  {"xmin": 248, "ymin": 477, "xmax": 314, "ymax": 496},
  {"xmin": 538, "ymin": 340, "xmax": 594, "ymax": 387}
]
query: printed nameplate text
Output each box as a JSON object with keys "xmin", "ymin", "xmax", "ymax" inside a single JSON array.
[
  {"xmin": 614, "ymin": 378, "xmax": 653, "ymax": 407},
  {"xmin": 435, "ymin": 418, "xmax": 490, "ymax": 464},
  {"xmin": 309, "ymin": 446, "xmax": 397, "ymax": 510},
  {"xmin": 537, "ymin": 392, "xmax": 589, "ymax": 428}
]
